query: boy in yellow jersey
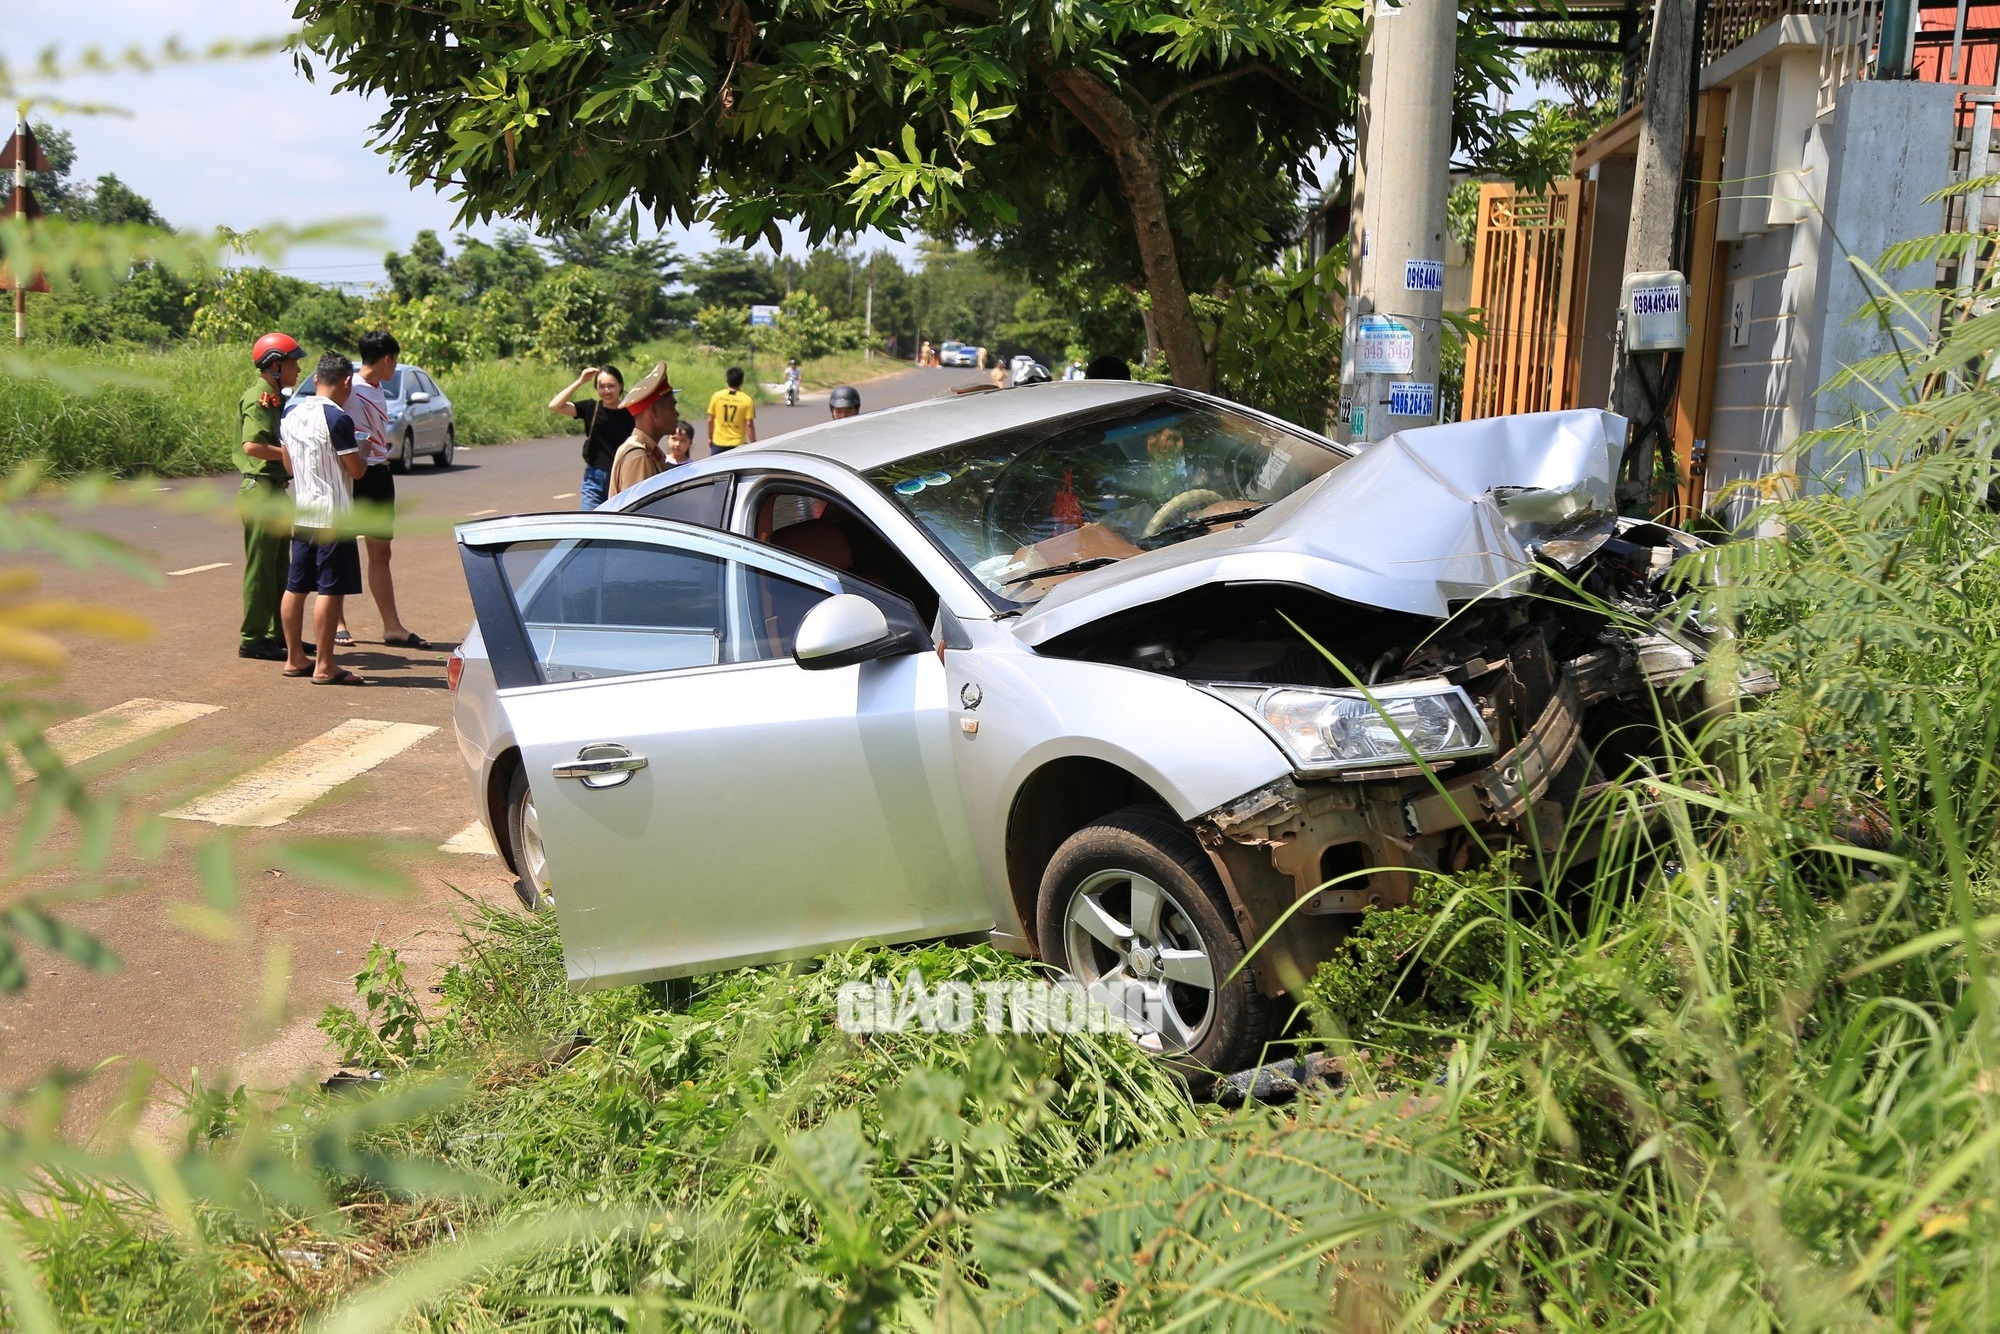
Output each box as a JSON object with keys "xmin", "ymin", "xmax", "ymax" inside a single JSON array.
[{"xmin": 706, "ymin": 366, "xmax": 757, "ymax": 451}]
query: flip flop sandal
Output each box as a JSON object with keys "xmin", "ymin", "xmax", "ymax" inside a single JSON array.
[
  {"xmin": 311, "ymin": 669, "xmax": 368, "ymax": 686},
  {"xmin": 282, "ymin": 666, "xmax": 313, "ymax": 678},
  {"xmin": 334, "ymin": 629, "xmax": 355, "ymax": 645},
  {"xmin": 384, "ymin": 632, "xmax": 431, "ymax": 649}
]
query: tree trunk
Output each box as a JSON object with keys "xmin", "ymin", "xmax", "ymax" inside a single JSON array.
[{"xmin": 1046, "ymin": 67, "xmax": 1213, "ymax": 391}]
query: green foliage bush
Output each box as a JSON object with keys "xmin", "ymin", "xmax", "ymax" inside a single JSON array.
[
  {"xmin": 531, "ymin": 266, "xmax": 627, "ymax": 368},
  {"xmin": 692, "ymin": 301, "xmax": 749, "ymax": 353},
  {"xmin": 770, "ymin": 290, "xmax": 863, "ymax": 362}
]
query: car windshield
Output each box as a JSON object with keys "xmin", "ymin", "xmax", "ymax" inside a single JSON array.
[
  {"xmin": 381, "ymin": 369, "xmax": 406, "ymax": 400},
  {"xmin": 866, "ymin": 396, "xmax": 1348, "ymax": 607}
]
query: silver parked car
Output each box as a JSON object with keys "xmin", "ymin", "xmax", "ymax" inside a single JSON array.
[
  {"xmin": 447, "ymin": 384, "xmax": 1729, "ymax": 1075},
  {"xmin": 936, "ymin": 340, "xmax": 980, "ymax": 368},
  {"xmin": 383, "ymin": 366, "xmax": 456, "ymax": 471}
]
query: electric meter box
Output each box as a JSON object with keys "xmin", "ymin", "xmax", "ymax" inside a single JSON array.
[{"xmin": 1621, "ymin": 270, "xmax": 1689, "ymax": 353}]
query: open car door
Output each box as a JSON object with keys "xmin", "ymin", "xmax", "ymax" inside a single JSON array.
[{"xmin": 456, "ymin": 513, "xmax": 987, "ymax": 988}]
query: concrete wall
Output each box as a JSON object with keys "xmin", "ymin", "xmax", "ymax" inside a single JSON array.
[
  {"xmin": 1703, "ymin": 79, "xmax": 1956, "ymax": 525},
  {"xmin": 1802, "ymin": 80, "xmax": 1960, "ymax": 488}
]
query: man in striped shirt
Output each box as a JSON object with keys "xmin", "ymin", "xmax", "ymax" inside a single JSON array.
[{"xmin": 338, "ymin": 330, "xmax": 428, "ymax": 649}]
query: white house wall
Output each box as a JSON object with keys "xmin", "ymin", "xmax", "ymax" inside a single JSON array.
[{"xmin": 1706, "ymin": 131, "xmax": 1825, "ymax": 530}]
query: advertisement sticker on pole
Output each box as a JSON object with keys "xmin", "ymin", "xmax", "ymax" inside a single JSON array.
[{"xmin": 1354, "ymin": 314, "xmax": 1416, "ymax": 375}]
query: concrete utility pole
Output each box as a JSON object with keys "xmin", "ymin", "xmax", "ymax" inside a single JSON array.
[
  {"xmin": 1611, "ymin": 0, "xmax": 1700, "ymax": 458},
  {"xmin": 1340, "ymin": 0, "xmax": 1457, "ymax": 445},
  {"xmin": 864, "ymin": 274, "xmax": 874, "ymax": 362}
]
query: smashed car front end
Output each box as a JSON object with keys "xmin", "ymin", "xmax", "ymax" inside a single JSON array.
[{"xmin": 1014, "ymin": 409, "xmax": 1769, "ymax": 993}]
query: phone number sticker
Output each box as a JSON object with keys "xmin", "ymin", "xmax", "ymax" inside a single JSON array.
[
  {"xmin": 1404, "ymin": 259, "xmax": 1444, "ymax": 292},
  {"xmin": 1387, "ymin": 381, "xmax": 1436, "ymax": 417},
  {"xmin": 1630, "ymin": 285, "xmax": 1682, "ymax": 315}
]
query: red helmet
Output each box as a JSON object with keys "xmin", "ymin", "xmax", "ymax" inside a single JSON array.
[{"xmin": 251, "ymin": 331, "xmax": 304, "ymax": 370}]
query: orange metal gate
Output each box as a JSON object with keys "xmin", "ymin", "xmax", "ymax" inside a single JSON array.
[{"xmin": 1461, "ymin": 180, "xmax": 1593, "ymax": 420}]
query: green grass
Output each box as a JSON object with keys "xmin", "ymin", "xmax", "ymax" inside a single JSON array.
[
  {"xmin": 798, "ymin": 350, "xmax": 908, "ymax": 391},
  {"xmin": 0, "ymin": 342, "xmax": 243, "ymax": 476},
  {"xmin": 0, "ymin": 339, "xmax": 751, "ymax": 475}
]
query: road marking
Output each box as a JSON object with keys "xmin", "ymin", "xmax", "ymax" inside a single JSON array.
[
  {"xmin": 14, "ymin": 698, "xmax": 221, "ymax": 778},
  {"xmin": 167, "ymin": 561, "xmax": 231, "ymax": 577},
  {"xmin": 550, "ymin": 493, "xmax": 576, "ymax": 501},
  {"xmin": 439, "ymin": 821, "xmax": 498, "ymax": 855},
  {"xmin": 466, "ymin": 508, "xmax": 501, "ymax": 517},
  {"xmin": 166, "ymin": 719, "xmax": 438, "ymax": 828}
]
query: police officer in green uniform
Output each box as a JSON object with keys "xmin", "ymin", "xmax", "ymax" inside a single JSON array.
[{"xmin": 238, "ymin": 331, "xmax": 307, "ymax": 660}]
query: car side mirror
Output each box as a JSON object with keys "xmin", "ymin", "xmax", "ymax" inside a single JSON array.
[
  {"xmin": 795, "ymin": 593, "xmax": 928, "ymax": 670},
  {"xmin": 407, "ymin": 391, "xmax": 432, "ymax": 404}
]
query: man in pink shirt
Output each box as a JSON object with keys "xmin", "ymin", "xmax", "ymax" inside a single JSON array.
[{"xmin": 340, "ymin": 330, "xmax": 427, "ymax": 648}]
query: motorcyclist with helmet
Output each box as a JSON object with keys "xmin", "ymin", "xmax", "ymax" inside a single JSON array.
[
  {"xmin": 237, "ymin": 331, "xmax": 308, "ymax": 660},
  {"xmin": 828, "ymin": 384, "xmax": 861, "ymax": 420},
  {"xmin": 784, "ymin": 357, "xmax": 803, "ymax": 407}
]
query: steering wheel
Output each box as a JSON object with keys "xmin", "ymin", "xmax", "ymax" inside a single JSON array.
[{"xmin": 1142, "ymin": 488, "xmax": 1227, "ymax": 539}]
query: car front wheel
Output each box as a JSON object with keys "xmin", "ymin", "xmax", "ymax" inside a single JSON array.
[
  {"xmin": 503, "ymin": 764, "xmax": 552, "ymax": 912},
  {"xmin": 432, "ymin": 427, "xmax": 455, "ymax": 468},
  {"xmin": 1035, "ymin": 805, "xmax": 1273, "ymax": 1082},
  {"xmin": 395, "ymin": 432, "xmax": 414, "ymax": 473}
]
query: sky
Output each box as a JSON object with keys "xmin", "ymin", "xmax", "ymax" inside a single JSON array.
[{"xmin": 7, "ymin": 0, "xmax": 920, "ymax": 287}]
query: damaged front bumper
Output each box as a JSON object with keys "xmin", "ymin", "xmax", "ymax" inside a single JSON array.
[{"xmin": 1198, "ymin": 669, "xmax": 1587, "ymax": 919}]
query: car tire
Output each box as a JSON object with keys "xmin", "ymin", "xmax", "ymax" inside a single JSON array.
[
  {"xmin": 394, "ymin": 432, "xmax": 413, "ymax": 473},
  {"xmin": 1035, "ymin": 805, "xmax": 1273, "ymax": 1084},
  {"xmin": 503, "ymin": 764, "xmax": 552, "ymax": 912},
  {"xmin": 432, "ymin": 428, "xmax": 454, "ymax": 468}
]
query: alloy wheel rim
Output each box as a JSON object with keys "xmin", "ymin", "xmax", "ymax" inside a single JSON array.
[
  {"xmin": 1062, "ymin": 868, "xmax": 1217, "ymax": 1054},
  {"xmin": 519, "ymin": 792, "xmax": 549, "ymax": 902}
]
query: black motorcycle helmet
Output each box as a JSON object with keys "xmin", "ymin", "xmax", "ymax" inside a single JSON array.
[{"xmin": 828, "ymin": 385, "xmax": 862, "ymax": 410}]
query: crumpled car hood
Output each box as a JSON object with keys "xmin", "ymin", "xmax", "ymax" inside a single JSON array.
[{"xmin": 1013, "ymin": 408, "xmax": 1628, "ymax": 647}]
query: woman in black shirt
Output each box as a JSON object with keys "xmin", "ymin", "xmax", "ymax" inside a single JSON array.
[{"xmin": 547, "ymin": 365, "xmax": 633, "ymax": 510}]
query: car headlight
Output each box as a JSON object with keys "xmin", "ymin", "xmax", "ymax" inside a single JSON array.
[{"xmin": 1198, "ymin": 679, "xmax": 1494, "ymax": 774}]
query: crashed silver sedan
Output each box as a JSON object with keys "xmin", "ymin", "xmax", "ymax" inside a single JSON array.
[{"xmin": 447, "ymin": 383, "xmax": 1719, "ymax": 1075}]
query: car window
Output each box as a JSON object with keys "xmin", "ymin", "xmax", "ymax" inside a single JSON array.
[
  {"xmin": 380, "ymin": 369, "xmax": 405, "ymax": 400},
  {"xmin": 865, "ymin": 395, "xmax": 1347, "ymax": 607},
  {"xmin": 753, "ymin": 485, "xmax": 939, "ymax": 622},
  {"xmin": 632, "ymin": 477, "xmax": 729, "ymax": 529},
  {"xmin": 495, "ymin": 537, "xmax": 830, "ymax": 682},
  {"xmin": 417, "ymin": 372, "xmax": 441, "ymax": 397}
]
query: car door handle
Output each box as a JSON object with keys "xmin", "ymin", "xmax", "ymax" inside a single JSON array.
[{"xmin": 552, "ymin": 744, "xmax": 648, "ymax": 788}]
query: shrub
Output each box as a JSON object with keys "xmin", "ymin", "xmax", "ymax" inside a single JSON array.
[
  {"xmin": 531, "ymin": 265, "xmax": 625, "ymax": 367},
  {"xmin": 770, "ymin": 290, "xmax": 844, "ymax": 361},
  {"xmin": 185, "ymin": 266, "xmax": 291, "ymax": 346},
  {"xmin": 693, "ymin": 301, "xmax": 749, "ymax": 353}
]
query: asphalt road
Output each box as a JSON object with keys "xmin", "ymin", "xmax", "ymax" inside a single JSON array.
[{"xmin": 2, "ymin": 364, "xmax": 986, "ymax": 1125}]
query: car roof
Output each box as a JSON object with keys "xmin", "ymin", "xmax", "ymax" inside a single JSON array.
[{"xmin": 730, "ymin": 379, "xmax": 1174, "ymax": 473}]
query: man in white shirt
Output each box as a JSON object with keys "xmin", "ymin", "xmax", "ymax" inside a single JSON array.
[
  {"xmin": 278, "ymin": 353, "xmax": 369, "ymax": 685},
  {"xmin": 338, "ymin": 330, "xmax": 426, "ymax": 649}
]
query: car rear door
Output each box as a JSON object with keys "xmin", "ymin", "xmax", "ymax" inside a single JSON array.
[
  {"xmin": 456, "ymin": 513, "xmax": 987, "ymax": 988},
  {"xmin": 414, "ymin": 371, "xmax": 445, "ymax": 449}
]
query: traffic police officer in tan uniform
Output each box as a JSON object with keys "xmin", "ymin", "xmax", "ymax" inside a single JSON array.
[{"xmin": 238, "ymin": 331, "xmax": 307, "ymax": 660}]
